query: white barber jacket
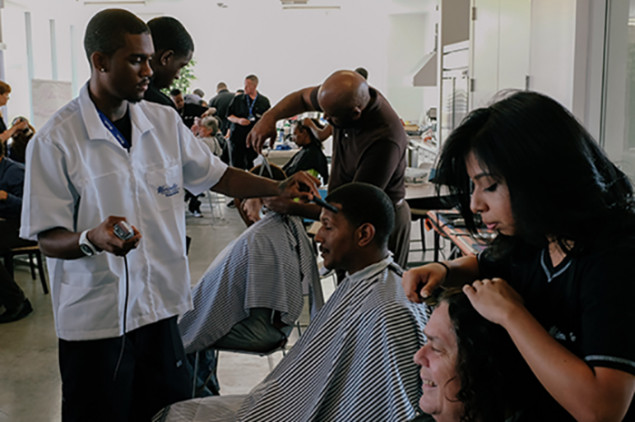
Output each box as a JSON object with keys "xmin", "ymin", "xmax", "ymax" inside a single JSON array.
[{"xmin": 20, "ymin": 83, "xmax": 228, "ymax": 341}]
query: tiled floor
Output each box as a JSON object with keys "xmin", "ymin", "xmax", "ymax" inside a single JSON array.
[{"xmin": 0, "ymin": 192, "xmax": 435, "ymax": 422}]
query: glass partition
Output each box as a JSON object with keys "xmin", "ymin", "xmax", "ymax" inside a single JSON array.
[{"xmin": 602, "ymin": 0, "xmax": 635, "ymax": 183}]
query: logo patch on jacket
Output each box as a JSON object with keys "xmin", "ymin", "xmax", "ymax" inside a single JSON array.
[{"xmin": 157, "ymin": 183, "xmax": 180, "ymax": 197}]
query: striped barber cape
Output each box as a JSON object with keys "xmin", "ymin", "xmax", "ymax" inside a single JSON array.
[
  {"xmin": 179, "ymin": 212, "xmax": 322, "ymax": 353},
  {"xmin": 159, "ymin": 256, "xmax": 429, "ymax": 422}
]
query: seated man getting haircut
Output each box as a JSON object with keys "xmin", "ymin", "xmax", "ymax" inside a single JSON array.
[
  {"xmin": 156, "ymin": 182, "xmax": 429, "ymax": 422},
  {"xmin": 179, "ymin": 164, "xmax": 323, "ymax": 395}
]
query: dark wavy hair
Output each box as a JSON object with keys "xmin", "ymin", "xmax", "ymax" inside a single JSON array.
[
  {"xmin": 436, "ymin": 90, "xmax": 634, "ymax": 252},
  {"xmin": 432, "ymin": 288, "xmax": 526, "ymax": 422},
  {"xmin": 84, "ymin": 9, "xmax": 148, "ymax": 61}
]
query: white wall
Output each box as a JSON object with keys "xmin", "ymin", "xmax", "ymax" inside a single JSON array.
[
  {"xmin": 602, "ymin": 0, "xmax": 630, "ymax": 159},
  {"xmin": 387, "ymin": 11, "xmax": 438, "ymax": 123},
  {"xmin": 580, "ymin": 0, "xmax": 607, "ymax": 141},
  {"xmin": 1, "ymin": 0, "xmax": 436, "ymax": 127},
  {"xmin": 470, "ymin": 0, "xmax": 531, "ymax": 110},
  {"xmin": 2, "ymin": 0, "xmax": 94, "ymax": 123},
  {"xmin": 528, "ymin": 0, "xmax": 577, "ymax": 109}
]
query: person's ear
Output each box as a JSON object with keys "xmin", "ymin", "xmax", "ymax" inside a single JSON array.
[
  {"xmin": 91, "ymin": 52, "xmax": 109, "ymax": 73},
  {"xmin": 350, "ymin": 106, "xmax": 363, "ymax": 121},
  {"xmin": 159, "ymin": 50, "xmax": 174, "ymax": 66},
  {"xmin": 356, "ymin": 223, "xmax": 375, "ymax": 248}
]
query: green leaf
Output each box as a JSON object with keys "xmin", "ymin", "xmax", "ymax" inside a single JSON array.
[{"xmin": 162, "ymin": 58, "xmax": 197, "ymax": 95}]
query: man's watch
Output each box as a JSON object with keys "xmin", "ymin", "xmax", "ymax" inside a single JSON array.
[{"xmin": 79, "ymin": 230, "xmax": 99, "ymax": 256}]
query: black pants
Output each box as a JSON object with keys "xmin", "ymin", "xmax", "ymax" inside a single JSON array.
[
  {"xmin": 389, "ymin": 200, "xmax": 412, "ymax": 269},
  {"xmin": 229, "ymin": 136, "xmax": 257, "ymax": 170},
  {"xmin": 0, "ymin": 260, "xmax": 26, "ymax": 310},
  {"xmin": 0, "ymin": 218, "xmax": 33, "ymax": 254},
  {"xmin": 59, "ymin": 317, "xmax": 192, "ymax": 422},
  {"xmin": 184, "ymin": 189, "xmax": 203, "ymax": 213},
  {"xmin": 0, "ymin": 219, "xmax": 29, "ymax": 310}
]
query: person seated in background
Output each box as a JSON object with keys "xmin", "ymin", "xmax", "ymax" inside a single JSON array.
[
  {"xmin": 412, "ymin": 288, "xmax": 528, "ymax": 422},
  {"xmin": 169, "ymin": 88, "xmax": 209, "ymax": 129},
  {"xmin": 0, "ymin": 142, "xmax": 32, "ymax": 322},
  {"xmin": 0, "ymin": 141, "xmax": 32, "ymax": 251},
  {"xmin": 282, "ymin": 117, "xmax": 329, "ymax": 184},
  {"xmin": 5, "ymin": 116, "xmax": 35, "ymax": 164},
  {"xmin": 157, "ymin": 182, "xmax": 429, "ymax": 422},
  {"xmin": 192, "ymin": 115, "xmax": 226, "ymax": 159},
  {"xmin": 0, "ymin": 81, "xmax": 29, "ymax": 145},
  {"xmin": 185, "ymin": 116, "xmax": 226, "ymax": 217},
  {"xmin": 178, "ymin": 164, "xmax": 322, "ymax": 396},
  {"xmin": 0, "ymin": 141, "xmax": 24, "ymax": 223}
]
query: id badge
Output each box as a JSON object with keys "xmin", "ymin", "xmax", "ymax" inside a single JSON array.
[{"xmin": 249, "ymin": 116, "xmax": 256, "ymax": 122}]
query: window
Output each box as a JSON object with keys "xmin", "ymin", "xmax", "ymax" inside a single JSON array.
[{"xmin": 602, "ymin": 0, "xmax": 635, "ymax": 183}]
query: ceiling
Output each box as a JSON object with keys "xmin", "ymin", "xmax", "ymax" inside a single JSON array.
[{"xmin": 6, "ymin": 0, "xmax": 436, "ymax": 14}]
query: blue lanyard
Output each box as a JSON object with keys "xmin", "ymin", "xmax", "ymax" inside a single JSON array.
[
  {"xmin": 97, "ymin": 108, "xmax": 130, "ymax": 150},
  {"xmin": 245, "ymin": 93, "xmax": 258, "ymax": 118}
]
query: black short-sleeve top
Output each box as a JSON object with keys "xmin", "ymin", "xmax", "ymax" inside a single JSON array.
[{"xmin": 479, "ymin": 233, "xmax": 635, "ymax": 420}]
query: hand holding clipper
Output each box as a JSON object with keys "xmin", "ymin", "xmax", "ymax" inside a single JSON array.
[{"xmin": 114, "ymin": 221, "xmax": 134, "ymax": 240}]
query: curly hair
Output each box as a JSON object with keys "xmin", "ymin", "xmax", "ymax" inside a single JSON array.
[
  {"xmin": 432, "ymin": 288, "xmax": 527, "ymax": 422},
  {"xmin": 435, "ymin": 91, "xmax": 634, "ymax": 252}
]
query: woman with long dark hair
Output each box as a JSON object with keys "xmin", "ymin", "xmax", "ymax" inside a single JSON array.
[{"xmin": 404, "ymin": 91, "xmax": 635, "ymax": 420}]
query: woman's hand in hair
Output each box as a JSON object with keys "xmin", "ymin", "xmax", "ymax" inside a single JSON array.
[
  {"xmin": 463, "ymin": 278, "xmax": 524, "ymax": 326},
  {"xmin": 402, "ymin": 263, "xmax": 448, "ymax": 303},
  {"xmin": 403, "ymin": 256, "xmax": 480, "ymax": 303}
]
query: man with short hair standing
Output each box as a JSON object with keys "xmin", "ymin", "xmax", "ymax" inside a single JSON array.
[
  {"xmin": 20, "ymin": 9, "xmax": 318, "ymax": 422},
  {"xmin": 248, "ymin": 70, "xmax": 411, "ymax": 268},
  {"xmin": 208, "ymin": 82, "xmax": 233, "ymax": 136},
  {"xmin": 226, "ymin": 75, "xmax": 270, "ymax": 169},
  {"xmin": 144, "ymin": 16, "xmax": 193, "ymax": 108}
]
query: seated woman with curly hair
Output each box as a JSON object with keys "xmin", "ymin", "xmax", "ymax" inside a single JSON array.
[{"xmin": 413, "ymin": 288, "xmax": 529, "ymax": 422}]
